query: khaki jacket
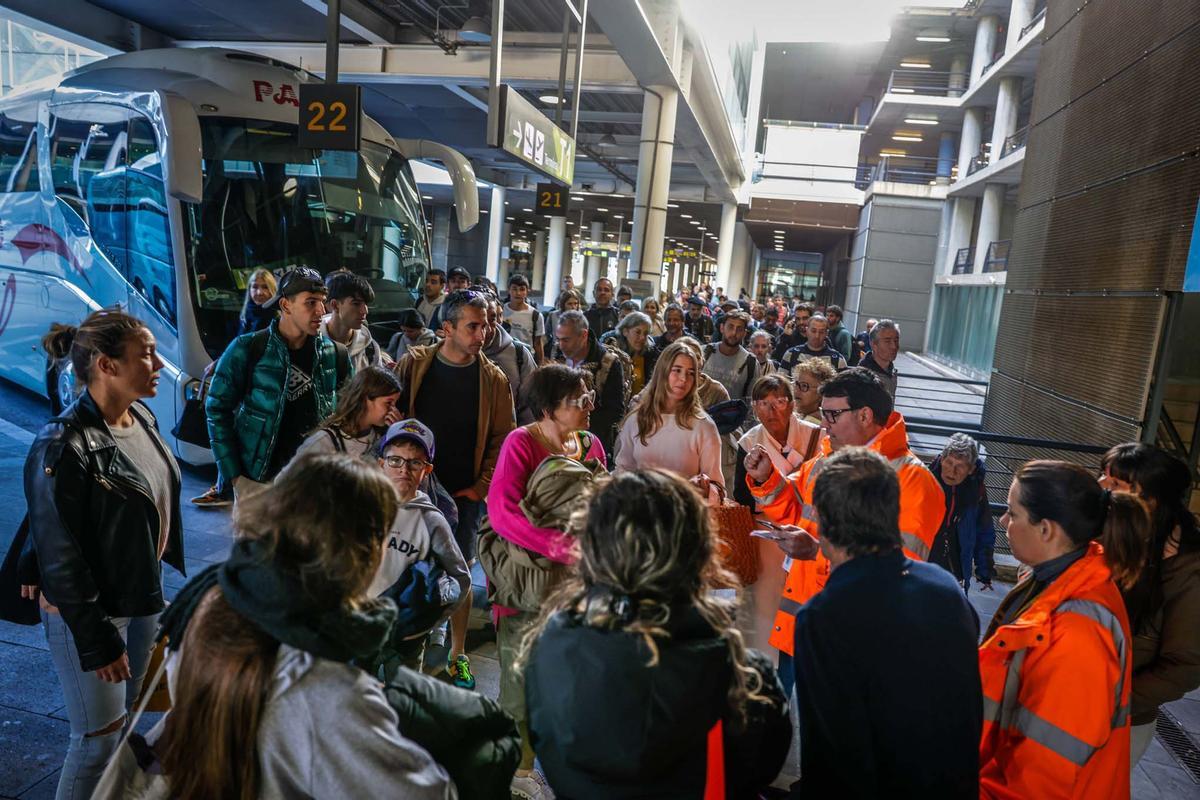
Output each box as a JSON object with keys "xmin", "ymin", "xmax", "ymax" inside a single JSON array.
[{"xmin": 394, "ymin": 343, "xmax": 515, "ymax": 498}]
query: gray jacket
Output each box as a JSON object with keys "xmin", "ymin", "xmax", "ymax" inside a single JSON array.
[{"xmin": 484, "ymin": 326, "xmax": 536, "ymax": 424}]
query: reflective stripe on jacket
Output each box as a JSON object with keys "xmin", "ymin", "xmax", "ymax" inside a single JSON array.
[
  {"xmin": 979, "ymin": 542, "xmax": 1131, "ymax": 800},
  {"xmin": 750, "ymin": 411, "xmax": 944, "ymax": 654}
]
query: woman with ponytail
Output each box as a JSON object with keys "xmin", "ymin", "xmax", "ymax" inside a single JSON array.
[
  {"xmin": 1101, "ymin": 443, "xmax": 1200, "ymax": 766},
  {"xmin": 520, "ymin": 469, "xmax": 791, "ymax": 799},
  {"xmin": 979, "ymin": 460, "xmax": 1150, "ymax": 799}
]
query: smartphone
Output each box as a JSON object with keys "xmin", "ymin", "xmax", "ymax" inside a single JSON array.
[
  {"xmin": 755, "ymin": 518, "xmax": 785, "ymax": 531},
  {"xmin": 751, "ymin": 529, "xmax": 787, "ymax": 541}
]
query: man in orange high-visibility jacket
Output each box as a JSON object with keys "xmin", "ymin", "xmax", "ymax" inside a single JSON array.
[{"xmin": 745, "ymin": 368, "xmax": 945, "ymax": 655}]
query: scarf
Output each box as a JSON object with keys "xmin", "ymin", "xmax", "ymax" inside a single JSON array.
[{"xmin": 158, "ymin": 538, "xmax": 396, "ymax": 664}]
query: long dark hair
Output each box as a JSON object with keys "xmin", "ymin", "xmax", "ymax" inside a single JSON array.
[
  {"xmin": 1102, "ymin": 443, "xmax": 1199, "ymax": 625},
  {"xmin": 312, "ymin": 365, "xmax": 401, "ymax": 437},
  {"xmin": 1014, "ymin": 460, "xmax": 1151, "ymax": 590}
]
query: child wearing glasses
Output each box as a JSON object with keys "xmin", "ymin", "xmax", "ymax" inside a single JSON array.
[{"xmin": 369, "ymin": 419, "xmax": 471, "ymax": 680}]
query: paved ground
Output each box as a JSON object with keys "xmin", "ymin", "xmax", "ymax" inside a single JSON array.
[{"xmin": 0, "ymin": 359, "xmax": 1196, "ymax": 797}]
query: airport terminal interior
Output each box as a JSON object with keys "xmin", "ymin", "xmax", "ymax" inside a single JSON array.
[{"xmin": 0, "ymin": 0, "xmax": 1197, "ymax": 797}]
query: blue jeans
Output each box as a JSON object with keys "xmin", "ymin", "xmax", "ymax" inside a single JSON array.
[{"xmin": 42, "ymin": 609, "xmax": 159, "ymax": 800}]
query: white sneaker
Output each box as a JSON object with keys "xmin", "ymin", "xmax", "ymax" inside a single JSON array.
[
  {"xmin": 428, "ymin": 623, "xmax": 447, "ymax": 648},
  {"xmin": 510, "ymin": 770, "xmax": 555, "ymax": 800}
]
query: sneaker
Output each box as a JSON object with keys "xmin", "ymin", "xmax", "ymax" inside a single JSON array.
[
  {"xmin": 510, "ymin": 770, "xmax": 555, "ymax": 800},
  {"xmin": 427, "ymin": 623, "xmax": 447, "ymax": 648},
  {"xmin": 446, "ymin": 654, "xmax": 476, "ymax": 690},
  {"xmin": 190, "ymin": 485, "xmax": 232, "ymax": 508}
]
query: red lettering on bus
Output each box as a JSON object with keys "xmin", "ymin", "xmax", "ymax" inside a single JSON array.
[
  {"xmin": 253, "ymin": 80, "xmax": 273, "ymax": 102},
  {"xmin": 273, "ymin": 84, "xmax": 299, "ymax": 107}
]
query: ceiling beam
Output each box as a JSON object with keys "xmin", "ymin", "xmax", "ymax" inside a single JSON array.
[
  {"xmin": 0, "ymin": 0, "xmax": 170, "ymax": 54},
  {"xmin": 295, "ymin": 0, "xmax": 403, "ymax": 45}
]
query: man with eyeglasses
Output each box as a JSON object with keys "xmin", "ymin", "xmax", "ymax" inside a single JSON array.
[
  {"xmin": 743, "ymin": 368, "xmax": 944, "ymax": 696},
  {"xmin": 393, "ymin": 288, "xmax": 515, "ymax": 690},
  {"xmin": 371, "ymin": 419, "xmax": 470, "ymax": 680},
  {"xmin": 207, "ymin": 266, "xmax": 351, "ymax": 504}
]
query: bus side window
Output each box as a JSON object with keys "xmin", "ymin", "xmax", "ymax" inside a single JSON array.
[
  {"xmin": 125, "ymin": 117, "xmax": 175, "ymax": 326},
  {"xmin": 0, "ymin": 107, "xmax": 39, "ymax": 193}
]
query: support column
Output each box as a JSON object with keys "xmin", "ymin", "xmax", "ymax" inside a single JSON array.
[
  {"xmin": 484, "ymin": 185, "xmax": 506, "ymax": 281},
  {"xmin": 629, "ymin": 86, "xmax": 679, "ymax": 283},
  {"xmin": 1005, "ymin": 0, "xmax": 1037, "ymax": 54},
  {"xmin": 957, "ymin": 107, "xmax": 984, "ymax": 175},
  {"xmin": 584, "ymin": 220, "xmax": 604, "ymax": 299},
  {"xmin": 543, "ymin": 217, "xmax": 567, "ymax": 304},
  {"xmin": 497, "ymin": 223, "xmax": 512, "ymax": 286},
  {"xmin": 936, "ymin": 131, "xmax": 957, "ymax": 183},
  {"xmin": 974, "ymin": 183, "xmax": 1004, "ymax": 273},
  {"xmin": 431, "ymin": 206, "xmax": 451, "ymax": 270},
  {"xmin": 948, "ymin": 53, "xmax": 969, "ymax": 97},
  {"xmin": 944, "ymin": 197, "xmax": 977, "ymax": 275},
  {"xmin": 990, "ymin": 76, "xmax": 1022, "ymax": 163},
  {"xmin": 969, "ymin": 15, "xmax": 999, "ymax": 86},
  {"xmin": 665, "ymin": 262, "xmax": 676, "ymax": 298},
  {"xmin": 714, "ymin": 203, "xmax": 737, "ymax": 292},
  {"xmin": 726, "ymin": 221, "xmax": 752, "ymax": 300},
  {"xmin": 531, "ymin": 230, "xmax": 547, "ymax": 294}
]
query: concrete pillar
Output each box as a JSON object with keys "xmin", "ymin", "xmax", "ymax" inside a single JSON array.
[
  {"xmin": 431, "ymin": 205, "xmax": 451, "ymax": 270},
  {"xmin": 531, "ymin": 230, "xmax": 547, "ymax": 294},
  {"xmin": 990, "ymin": 76, "xmax": 1022, "ymax": 163},
  {"xmin": 584, "ymin": 220, "xmax": 604, "ymax": 300},
  {"xmin": 484, "ymin": 185, "xmax": 505, "ymax": 281},
  {"xmin": 543, "ymin": 216, "xmax": 567, "ymax": 304},
  {"xmin": 1005, "ymin": 0, "xmax": 1037, "ymax": 53},
  {"xmin": 629, "ymin": 86, "xmax": 679, "ymax": 282},
  {"xmin": 936, "ymin": 131, "xmax": 957, "ymax": 183},
  {"xmin": 948, "ymin": 53, "xmax": 969, "ymax": 97},
  {"xmin": 974, "ymin": 183, "xmax": 1005, "ymax": 273},
  {"xmin": 714, "ymin": 203, "xmax": 738, "ymax": 292},
  {"xmin": 498, "ymin": 223, "xmax": 512, "ymax": 286},
  {"xmin": 944, "ymin": 197, "xmax": 977, "ymax": 275},
  {"xmin": 665, "ymin": 262, "xmax": 677, "ymax": 298},
  {"xmin": 969, "ymin": 15, "xmax": 999, "ymax": 86},
  {"xmin": 726, "ymin": 221, "xmax": 752, "ymax": 300},
  {"xmin": 957, "ymin": 107, "xmax": 984, "ymax": 176}
]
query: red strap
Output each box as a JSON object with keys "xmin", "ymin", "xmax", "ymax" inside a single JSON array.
[{"xmin": 704, "ymin": 719, "xmax": 725, "ymax": 800}]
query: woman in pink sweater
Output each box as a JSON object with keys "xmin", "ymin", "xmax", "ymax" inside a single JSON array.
[{"xmin": 489, "ymin": 364, "xmax": 606, "ymax": 798}]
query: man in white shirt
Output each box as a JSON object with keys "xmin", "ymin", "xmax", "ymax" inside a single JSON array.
[
  {"xmin": 702, "ymin": 311, "xmax": 759, "ymax": 401},
  {"xmin": 416, "ymin": 269, "xmax": 446, "ymax": 326}
]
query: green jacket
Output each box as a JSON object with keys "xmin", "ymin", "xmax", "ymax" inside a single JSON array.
[{"xmin": 206, "ymin": 321, "xmax": 346, "ymax": 484}]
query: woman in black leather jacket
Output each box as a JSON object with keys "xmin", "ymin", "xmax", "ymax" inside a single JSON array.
[{"xmin": 22, "ymin": 308, "xmax": 184, "ymax": 800}]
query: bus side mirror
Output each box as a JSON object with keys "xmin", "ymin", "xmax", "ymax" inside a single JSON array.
[
  {"xmin": 395, "ymin": 139, "xmax": 479, "ymax": 232},
  {"xmin": 157, "ymin": 91, "xmax": 203, "ymax": 204}
]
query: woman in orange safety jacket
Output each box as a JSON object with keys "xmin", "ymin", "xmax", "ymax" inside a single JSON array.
[{"xmin": 980, "ymin": 460, "xmax": 1150, "ymax": 799}]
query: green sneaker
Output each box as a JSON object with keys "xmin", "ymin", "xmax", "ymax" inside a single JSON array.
[{"xmin": 447, "ymin": 654, "xmax": 476, "ymax": 690}]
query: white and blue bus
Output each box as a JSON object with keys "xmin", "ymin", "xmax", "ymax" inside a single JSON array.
[{"xmin": 0, "ymin": 47, "xmax": 478, "ymax": 463}]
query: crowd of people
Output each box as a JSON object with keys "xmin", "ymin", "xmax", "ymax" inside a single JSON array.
[{"xmin": 2, "ymin": 264, "xmax": 1198, "ymax": 800}]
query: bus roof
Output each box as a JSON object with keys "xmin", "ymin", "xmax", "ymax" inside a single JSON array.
[{"xmin": 47, "ymin": 47, "xmax": 399, "ymax": 150}]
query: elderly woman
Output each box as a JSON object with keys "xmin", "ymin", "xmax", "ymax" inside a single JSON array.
[
  {"xmin": 791, "ymin": 358, "xmax": 836, "ymax": 425},
  {"xmin": 928, "ymin": 432, "xmax": 994, "ymax": 592},
  {"xmin": 607, "ymin": 311, "xmax": 660, "ymax": 395},
  {"xmin": 733, "ymin": 374, "xmax": 822, "ymax": 509}
]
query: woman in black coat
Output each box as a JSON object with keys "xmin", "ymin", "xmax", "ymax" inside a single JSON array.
[{"xmin": 522, "ymin": 469, "xmax": 791, "ymax": 799}]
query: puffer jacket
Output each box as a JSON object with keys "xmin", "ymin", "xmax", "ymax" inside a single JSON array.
[
  {"xmin": 20, "ymin": 391, "xmax": 184, "ymax": 670},
  {"xmin": 206, "ymin": 321, "xmax": 346, "ymax": 484}
]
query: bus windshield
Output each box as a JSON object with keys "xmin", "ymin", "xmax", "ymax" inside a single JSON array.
[{"xmin": 183, "ymin": 117, "xmax": 429, "ymax": 357}]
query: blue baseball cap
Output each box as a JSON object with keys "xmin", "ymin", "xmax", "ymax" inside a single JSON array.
[{"xmin": 379, "ymin": 419, "xmax": 435, "ymax": 460}]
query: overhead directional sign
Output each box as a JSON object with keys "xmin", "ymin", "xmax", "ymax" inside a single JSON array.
[
  {"xmin": 298, "ymin": 83, "xmax": 362, "ymax": 151},
  {"xmin": 497, "ymin": 85, "xmax": 576, "ymax": 185}
]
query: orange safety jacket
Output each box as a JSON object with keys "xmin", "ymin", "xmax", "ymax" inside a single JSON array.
[
  {"xmin": 749, "ymin": 411, "xmax": 945, "ymax": 654},
  {"xmin": 979, "ymin": 542, "xmax": 1131, "ymax": 800}
]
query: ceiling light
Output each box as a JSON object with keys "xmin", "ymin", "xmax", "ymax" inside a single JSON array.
[
  {"xmin": 890, "ymin": 87, "xmax": 915, "ymax": 94},
  {"xmin": 690, "ymin": 220, "xmax": 700, "ymax": 225},
  {"xmin": 774, "ymin": 230, "xmax": 785, "ymax": 234},
  {"xmin": 571, "ymin": 195, "xmax": 585, "ymax": 201},
  {"xmin": 899, "ymin": 60, "xmax": 931, "ymax": 69},
  {"xmin": 892, "ymin": 134, "xmax": 924, "ymax": 142},
  {"xmin": 522, "ymin": 207, "xmax": 533, "ymax": 212},
  {"xmin": 458, "ymin": 15, "xmax": 492, "ymax": 43},
  {"xmin": 613, "ymin": 214, "xmax": 624, "ymax": 219},
  {"xmin": 680, "ymin": 213, "xmax": 692, "ymax": 219},
  {"xmin": 480, "ymin": 209, "xmax": 488, "ymax": 214},
  {"xmin": 915, "ymin": 30, "xmax": 951, "ymax": 42},
  {"xmin": 667, "ymin": 203, "xmax": 679, "ymax": 209},
  {"xmin": 421, "ymin": 194, "xmax": 433, "ymax": 200},
  {"xmin": 905, "ymin": 117, "xmax": 939, "ymax": 125},
  {"xmin": 880, "ymin": 148, "xmax": 907, "ymax": 157},
  {"xmin": 597, "ymin": 133, "xmax": 618, "ymax": 148},
  {"xmin": 538, "ymin": 94, "xmax": 560, "ymax": 104},
  {"xmin": 597, "ymin": 207, "xmax": 608, "ymax": 212},
  {"xmin": 506, "ymin": 216, "xmax": 515, "ymax": 221}
]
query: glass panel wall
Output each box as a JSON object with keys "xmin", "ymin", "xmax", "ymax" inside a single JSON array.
[
  {"xmin": 927, "ymin": 284, "xmax": 1004, "ymax": 376},
  {"xmin": 756, "ymin": 251, "xmax": 822, "ymax": 302}
]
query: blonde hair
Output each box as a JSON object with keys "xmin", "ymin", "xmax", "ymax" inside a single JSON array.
[{"xmin": 631, "ymin": 341, "xmax": 704, "ymax": 446}]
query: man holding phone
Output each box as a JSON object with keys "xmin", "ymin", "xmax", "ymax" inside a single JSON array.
[{"xmin": 745, "ymin": 368, "xmax": 944, "ymax": 693}]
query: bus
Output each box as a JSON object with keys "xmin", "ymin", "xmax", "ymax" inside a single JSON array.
[{"xmin": 0, "ymin": 47, "xmax": 478, "ymax": 464}]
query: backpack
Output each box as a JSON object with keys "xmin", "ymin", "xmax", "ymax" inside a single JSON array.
[
  {"xmin": 702, "ymin": 343, "xmax": 757, "ymax": 400},
  {"xmin": 595, "ymin": 343, "xmax": 634, "ymax": 409}
]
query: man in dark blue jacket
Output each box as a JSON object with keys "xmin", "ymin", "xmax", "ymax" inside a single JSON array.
[{"xmin": 789, "ymin": 447, "xmax": 981, "ymax": 799}]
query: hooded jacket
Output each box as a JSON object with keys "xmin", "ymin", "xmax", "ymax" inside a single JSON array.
[
  {"xmin": 483, "ymin": 325, "xmax": 536, "ymax": 425},
  {"xmin": 320, "ymin": 317, "xmax": 385, "ymax": 372},
  {"xmin": 930, "ymin": 453, "xmax": 995, "ymax": 588},
  {"xmin": 525, "ymin": 604, "xmax": 790, "ymax": 799},
  {"xmin": 751, "ymin": 411, "xmax": 945, "ymax": 654}
]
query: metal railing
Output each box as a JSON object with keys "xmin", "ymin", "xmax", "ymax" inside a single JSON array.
[
  {"xmin": 885, "ymin": 69, "xmax": 965, "ymax": 97},
  {"xmin": 868, "ymin": 155, "xmax": 942, "ymax": 185},
  {"xmin": 1021, "ymin": 5, "xmax": 1047, "ymax": 39},
  {"xmin": 952, "ymin": 247, "xmax": 974, "ymax": 275},
  {"xmin": 984, "ymin": 240, "xmax": 1011, "ymax": 272},
  {"xmin": 1001, "ymin": 125, "xmax": 1029, "ymax": 158},
  {"xmin": 967, "ymin": 151, "xmax": 990, "ymax": 175}
]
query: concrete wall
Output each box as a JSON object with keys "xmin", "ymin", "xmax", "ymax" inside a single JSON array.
[{"xmin": 845, "ymin": 194, "xmax": 943, "ymax": 350}]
